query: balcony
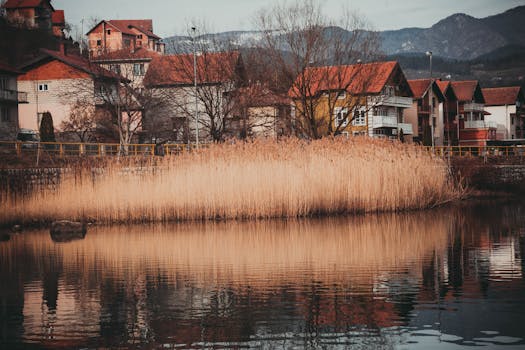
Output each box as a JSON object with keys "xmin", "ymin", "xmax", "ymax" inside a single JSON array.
[
  {"xmin": 378, "ymin": 96, "xmax": 413, "ymax": 108},
  {"xmin": 372, "ymin": 115, "xmax": 398, "ymax": 128},
  {"xmin": 464, "ymin": 120, "xmax": 497, "ymax": 129},
  {"xmin": 0, "ymin": 89, "xmax": 28, "ymax": 103},
  {"xmin": 463, "ymin": 103, "xmax": 485, "ymax": 112},
  {"xmin": 398, "ymin": 123, "xmax": 413, "ymax": 135}
]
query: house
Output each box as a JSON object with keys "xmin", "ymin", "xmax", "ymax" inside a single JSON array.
[
  {"xmin": 289, "ymin": 61, "xmax": 414, "ymax": 139},
  {"xmin": 406, "ymin": 79, "xmax": 445, "ymax": 145},
  {"xmin": 0, "ymin": 62, "xmax": 28, "ymax": 140},
  {"xmin": 229, "ymin": 84, "xmax": 291, "ymax": 139},
  {"xmin": 2, "ymin": 0, "xmax": 55, "ymax": 31},
  {"xmin": 450, "ymin": 80, "xmax": 496, "ymax": 146},
  {"xmin": 482, "ymin": 86, "xmax": 525, "ymax": 140},
  {"xmin": 143, "ymin": 51, "xmax": 245, "ymax": 142},
  {"xmin": 51, "ymin": 9, "xmax": 64, "ymax": 37},
  {"xmin": 436, "ymin": 80, "xmax": 459, "ymax": 145},
  {"xmin": 87, "ymin": 19, "xmax": 165, "ymax": 59},
  {"xmin": 17, "ymin": 48, "xmax": 120, "ymax": 135}
]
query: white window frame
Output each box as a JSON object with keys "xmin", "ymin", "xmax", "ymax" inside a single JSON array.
[
  {"xmin": 133, "ymin": 63, "xmax": 145, "ymax": 76},
  {"xmin": 352, "ymin": 109, "xmax": 366, "ymax": 126},
  {"xmin": 334, "ymin": 107, "xmax": 349, "ymax": 128},
  {"xmin": 38, "ymin": 83, "xmax": 49, "ymax": 92},
  {"xmin": 337, "ymin": 91, "xmax": 347, "ymax": 100}
]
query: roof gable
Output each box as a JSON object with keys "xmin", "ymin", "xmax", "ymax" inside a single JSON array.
[
  {"xmin": 289, "ymin": 61, "xmax": 409, "ymax": 98},
  {"xmin": 408, "ymin": 79, "xmax": 445, "ymax": 101},
  {"xmin": 450, "ymin": 81, "xmax": 484, "ymax": 102},
  {"xmin": 144, "ymin": 51, "xmax": 241, "ymax": 87},
  {"xmin": 87, "ymin": 19, "xmax": 160, "ymax": 39},
  {"xmin": 482, "ymin": 87, "xmax": 523, "ymax": 106}
]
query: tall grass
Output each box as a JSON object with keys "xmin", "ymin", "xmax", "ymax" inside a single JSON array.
[{"xmin": 1, "ymin": 138, "xmax": 463, "ymax": 225}]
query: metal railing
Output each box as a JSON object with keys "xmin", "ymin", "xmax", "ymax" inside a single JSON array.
[
  {"xmin": 0, "ymin": 141, "xmax": 201, "ymax": 157},
  {"xmin": 463, "ymin": 103, "xmax": 485, "ymax": 112},
  {"xmin": 464, "ymin": 120, "xmax": 497, "ymax": 129},
  {"xmin": 425, "ymin": 145, "xmax": 525, "ymax": 158},
  {"xmin": 0, "ymin": 89, "xmax": 28, "ymax": 103}
]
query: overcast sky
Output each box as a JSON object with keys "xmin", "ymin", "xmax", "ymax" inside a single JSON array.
[{"xmin": 53, "ymin": 0, "xmax": 525, "ymax": 38}]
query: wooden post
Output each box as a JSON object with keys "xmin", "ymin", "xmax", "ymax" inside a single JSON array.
[
  {"xmin": 59, "ymin": 143, "xmax": 64, "ymax": 158},
  {"xmin": 16, "ymin": 142, "xmax": 21, "ymax": 156}
]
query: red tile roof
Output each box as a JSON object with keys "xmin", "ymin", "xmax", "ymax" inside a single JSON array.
[
  {"xmin": 235, "ymin": 84, "xmax": 291, "ymax": 107},
  {"xmin": 52, "ymin": 10, "xmax": 65, "ymax": 25},
  {"xmin": 3, "ymin": 0, "xmax": 49, "ymax": 8},
  {"xmin": 288, "ymin": 61, "xmax": 401, "ymax": 98},
  {"xmin": 92, "ymin": 47, "xmax": 161, "ymax": 62},
  {"xmin": 482, "ymin": 87, "xmax": 523, "ymax": 106},
  {"xmin": 144, "ymin": 51, "xmax": 241, "ymax": 87},
  {"xmin": 408, "ymin": 79, "xmax": 431, "ymax": 99},
  {"xmin": 87, "ymin": 19, "xmax": 160, "ymax": 39},
  {"xmin": 22, "ymin": 49, "xmax": 122, "ymax": 80},
  {"xmin": 0, "ymin": 62, "xmax": 22, "ymax": 74},
  {"xmin": 450, "ymin": 81, "xmax": 480, "ymax": 102}
]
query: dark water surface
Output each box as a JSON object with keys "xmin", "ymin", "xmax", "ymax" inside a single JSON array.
[{"xmin": 1, "ymin": 201, "xmax": 525, "ymax": 349}]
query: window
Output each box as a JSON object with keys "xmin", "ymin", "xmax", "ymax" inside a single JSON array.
[
  {"xmin": 0, "ymin": 76, "xmax": 7, "ymax": 90},
  {"xmin": 124, "ymin": 39, "xmax": 131, "ymax": 48},
  {"xmin": 38, "ymin": 83, "xmax": 48, "ymax": 92},
  {"xmin": 352, "ymin": 109, "xmax": 366, "ymax": 126},
  {"xmin": 107, "ymin": 29, "xmax": 111, "ymax": 35},
  {"xmin": 96, "ymin": 39, "xmax": 102, "ymax": 46},
  {"xmin": 1, "ymin": 106, "xmax": 9, "ymax": 122},
  {"xmin": 334, "ymin": 107, "xmax": 349, "ymax": 128},
  {"xmin": 133, "ymin": 63, "xmax": 145, "ymax": 76},
  {"xmin": 384, "ymin": 86, "xmax": 395, "ymax": 97},
  {"xmin": 109, "ymin": 64, "xmax": 121, "ymax": 75},
  {"xmin": 137, "ymin": 34, "xmax": 143, "ymax": 39},
  {"xmin": 337, "ymin": 91, "xmax": 346, "ymax": 100},
  {"xmin": 373, "ymin": 107, "xmax": 388, "ymax": 117}
]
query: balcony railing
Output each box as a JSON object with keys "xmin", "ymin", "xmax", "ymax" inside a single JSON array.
[
  {"xmin": 378, "ymin": 96, "xmax": 413, "ymax": 108},
  {"xmin": 463, "ymin": 103, "xmax": 485, "ymax": 112},
  {"xmin": 372, "ymin": 115, "xmax": 398, "ymax": 128},
  {"xmin": 398, "ymin": 123, "xmax": 413, "ymax": 135},
  {"xmin": 464, "ymin": 120, "xmax": 497, "ymax": 129},
  {"xmin": 0, "ymin": 89, "xmax": 28, "ymax": 103}
]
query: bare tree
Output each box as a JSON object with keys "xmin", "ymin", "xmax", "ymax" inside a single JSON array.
[
  {"xmin": 147, "ymin": 25, "xmax": 246, "ymax": 143},
  {"xmin": 255, "ymin": 0, "xmax": 381, "ymax": 139},
  {"xmin": 60, "ymin": 101, "xmax": 98, "ymax": 142}
]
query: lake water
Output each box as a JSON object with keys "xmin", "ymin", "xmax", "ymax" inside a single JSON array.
[{"xmin": 1, "ymin": 200, "xmax": 525, "ymax": 349}]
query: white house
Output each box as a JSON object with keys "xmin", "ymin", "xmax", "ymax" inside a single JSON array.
[{"xmin": 482, "ymin": 86, "xmax": 525, "ymax": 140}]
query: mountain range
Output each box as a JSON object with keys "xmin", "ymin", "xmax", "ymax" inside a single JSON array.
[{"xmin": 165, "ymin": 5, "xmax": 525, "ymax": 61}]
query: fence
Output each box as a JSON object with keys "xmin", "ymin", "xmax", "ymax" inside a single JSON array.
[
  {"xmin": 0, "ymin": 141, "xmax": 524, "ymax": 159},
  {"xmin": 0, "ymin": 141, "xmax": 199, "ymax": 157}
]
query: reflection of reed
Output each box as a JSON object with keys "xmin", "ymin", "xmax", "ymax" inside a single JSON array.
[
  {"xmin": 1, "ymin": 139, "xmax": 461, "ymax": 225},
  {"xmin": 2, "ymin": 212, "xmax": 451, "ymax": 288}
]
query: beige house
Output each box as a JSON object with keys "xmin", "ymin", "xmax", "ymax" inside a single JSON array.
[
  {"xmin": 87, "ymin": 19, "xmax": 165, "ymax": 59},
  {"xmin": 483, "ymin": 87, "xmax": 525, "ymax": 140},
  {"xmin": 17, "ymin": 48, "xmax": 119, "ymax": 134}
]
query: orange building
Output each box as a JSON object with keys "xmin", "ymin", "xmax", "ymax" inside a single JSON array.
[{"xmin": 87, "ymin": 19, "xmax": 165, "ymax": 58}]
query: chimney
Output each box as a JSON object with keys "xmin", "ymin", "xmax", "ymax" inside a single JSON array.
[{"xmin": 59, "ymin": 42, "xmax": 67, "ymax": 55}]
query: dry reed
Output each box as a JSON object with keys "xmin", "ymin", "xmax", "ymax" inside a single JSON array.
[{"xmin": 1, "ymin": 138, "xmax": 463, "ymax": 224}]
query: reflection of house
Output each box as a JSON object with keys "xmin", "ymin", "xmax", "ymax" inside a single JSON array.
[
  {"xmin": 143, "ymin": 51, "xmax": 245, "ymax": 142},
  {"xmin": 2, "ymin": 0, "xmax": 56, "ymax": 31},
  {"xmin": 406, "ymin": 79, "xmax": 445, "ymax": 145},
  {"xmin": 289, "ymin": 61, "xmax": 413, "ymax": 139},
  {"xmin": 17, "ymin": 48, "xmax": 119, "ymax": 133},
  {"xmin": 229, "ymin": 84, "xmax": 291, "ymax": 139},
  {"xmin": 0, "ymin": 62, "xmax": 28, "ymax": 140},
  {"xmin": 87, "ymin": 19, "xmax": 165, "ymax": 58},
  {"xmin": 482, "ymin": 86, "xmax": 525, "ymax": 140},
  {"xmin": 450, "ymin": 80, "xmax": 496, "ymax": 146}
]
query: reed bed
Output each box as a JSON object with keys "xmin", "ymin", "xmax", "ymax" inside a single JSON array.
[{"xmin": 1, "ymin": 138, "xmax": 463, "ymax": 225}]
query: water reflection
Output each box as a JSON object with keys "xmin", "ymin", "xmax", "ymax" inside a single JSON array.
[{"xmin": 1, "ymin": 201, "xmax": 524, "ymax": 349}]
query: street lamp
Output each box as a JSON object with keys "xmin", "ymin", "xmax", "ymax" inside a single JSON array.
[
  {"xmin": 191, "ymin": 26, "xmax": 199, "ymax": 149},
  {"xmin": 426, "ymin": 51, "xmax": 435, "ymax": 150}
]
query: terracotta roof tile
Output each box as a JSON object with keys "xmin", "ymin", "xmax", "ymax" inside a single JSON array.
[
  {"xmin": 108, "ymin": 20, "xmax": 159, "ymax": 39},
  {"xmin": 408, "ymin": 79, "xmax": 431, "ymax": 99},
  {"xmin": 52, "ymin": 10, "xmax": 64, "ymax": 25},
  {"xmin": 450, "ymin": 81, "xmax": 480, "ymax": 102},
  {"xmin": 3, "ymin": 0, "xmax": 47, "ymax": 8},
  {"xmin": 144, "ymin": 51, "xmax": 241, "ymax": 87},
  {"xmin": 92, "ymin": 47, "xmax": 161, "ymax": 61},
  {"xmin": 34, "ymin": 49, "xmax": 121, "ymax": 80},
  {"xmin": 235, "ymin": 85, "xmax": 291, "ymax": 107},
  {"xmin": 288, "ymin": 61, "xmax": 400, "ymax": 98},
  {"xmin": 482, "ymin": 87, "xmax": 523, "ymax": 106}
]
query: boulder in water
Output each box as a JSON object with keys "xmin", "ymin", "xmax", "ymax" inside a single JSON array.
[{"xmin": 50, "ymin": 220, "xmax": 87, "ymax": 242}]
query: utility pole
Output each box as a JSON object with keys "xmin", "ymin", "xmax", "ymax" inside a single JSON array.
[
  {"xmin": 192, "ymin": 26, "xmax": 199, "ymax": 149},
  {"xmin": 426, "ymin": 51, "xmax": 435, "ymax": 150}
]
